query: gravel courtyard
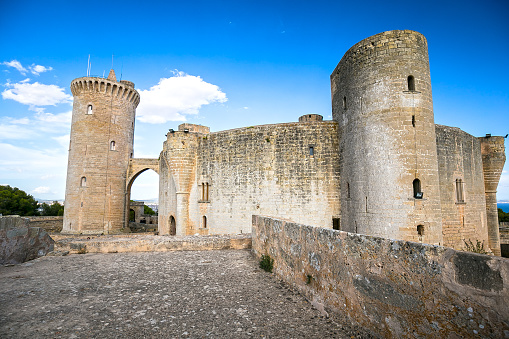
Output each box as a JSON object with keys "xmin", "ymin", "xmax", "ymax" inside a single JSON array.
[{"xmin": 0, "ymin": 250, "xmax": 372, "ymax": 338}]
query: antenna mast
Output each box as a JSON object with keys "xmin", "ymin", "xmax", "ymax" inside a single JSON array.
[{"xmin": 87, "ymin": 54, "xmax": 90, "ymax": 76}]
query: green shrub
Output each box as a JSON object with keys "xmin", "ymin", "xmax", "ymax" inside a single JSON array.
[
  {"xmin": 259, "ymin": 254, "xmax": 274, "ymax": 273},
  {"xmin": 463, "ymin": 239, "xmax": 489, "ymax": 255}
]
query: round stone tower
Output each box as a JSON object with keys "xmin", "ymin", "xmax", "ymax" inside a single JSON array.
[
  {"xmin": 331, "ymin": 30, "xmax": 443, "ymax": 244},
  {"xmin": 62, "ymin": 70, "xmax": 140, "ymax": 234}
]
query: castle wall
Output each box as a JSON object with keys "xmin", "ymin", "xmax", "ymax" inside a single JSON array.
[
  {"xmin": 252, "ymin": 215, "xmax": 509, "ymax": 338},
  {"xmin": 480, "ymin": 136, "xmax": 506, "ymax": 256},
  {"xmin": 331, "ymin": 30, "xmax": 442, "ymax": 244},
  {"xmin": 435, "ymin": 125, "xmax": 489, "ymax": 250},
  {"xmin": 158, "ymin": 121, "xmax": 340, "ymax": 235},
  {"xmin": 63, "ymin": 74, "xmax": 139, "ymax": 234}
]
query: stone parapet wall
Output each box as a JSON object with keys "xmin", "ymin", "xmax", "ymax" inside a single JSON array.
[
  {"xmin": 54, "ymin": 234, "xmax": 251, "ymax": 254},
  {"xmin": 26, "ymin": 216, "xmax": 63, "ymax": 233},
  {"xmin": 252, "ymin": 215, "xmax": 509, "ymax": 338}
]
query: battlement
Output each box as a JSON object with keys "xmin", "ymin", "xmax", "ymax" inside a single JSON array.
[
  {"xmin": 298, "ymin": 114, "xmax": 323, "ymax": 122},
  {"xmin": 70, "ymin": 76, "xmax": 140, "ymax": 107}
]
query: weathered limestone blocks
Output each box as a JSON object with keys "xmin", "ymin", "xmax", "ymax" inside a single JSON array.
[
  {"xmin": 0, "ymin": 216, "xmax": 54, "ymax": 265},
  {"xmin": 331, "ymin": 30, "xmax": 443, "ymax": 244},
  {"xmin": 480, "ymin": 136, "xmax": 506, "ymax": 256},
  {"xmin": 54, "ymin": 234, "xmax": 251, "ymax": 254},
  {"xmin": 25, "ymin": 216, "xmax": 63, "ymax": 233},
  {"xmin": 252, "ymin": 215, "xmax": 509, "ymax": 338},
  {"xmin": 435, "ymin": 125, "xmax": 490, "ymax": 250}
]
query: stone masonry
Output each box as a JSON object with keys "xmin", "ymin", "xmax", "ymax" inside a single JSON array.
[{"xmin": 62, "ymin": 30, "xmax": 505, "ymax": 255}]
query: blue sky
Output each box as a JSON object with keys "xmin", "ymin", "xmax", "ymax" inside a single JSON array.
[{"xmin": 1, "ymin": 0, "xmax": 508, "ymax": 202}]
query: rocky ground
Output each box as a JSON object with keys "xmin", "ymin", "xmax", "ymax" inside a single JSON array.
[{"xmin": 0, "ymin": 250, "xmax": 374, "ymax": 338}]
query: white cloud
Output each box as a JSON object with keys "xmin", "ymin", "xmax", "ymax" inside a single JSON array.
[
  {"xmin": 30, "ymin": 64, "xmax": 53, "ymax": 75},
  {"xmin": 32, "ymin": 186, "xmax": 51, "ymax": 194},
  {"xmin": 2, "ymin": 60, "xmax": 28, "ymax": 75},
  {"xmin": 8, "ymin": 117, "xmax": 30, "ymax": 124},
  {"xmin": 52, "ymin": 134, "xmax": 70, "ymax": 148},
  {"xmin": 137, "ymin": 72, "xmax": 227, "ymax": 124},
  {"xmin": 0, "ymin": 124, "xmax": 33, "ymax": 140},
  {"xmin": 1, "ymin": 60, "xmax": 53, "ymax": 76},
  {"xmin": 2, "ymin": 81, "xmax": 71, "ymax": 108},
  {"xmin": 0, "ymin": 110, "xmax": 71, "ymax": 141}
]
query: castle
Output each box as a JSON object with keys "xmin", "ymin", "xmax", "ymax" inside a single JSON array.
[{"xmin": 62, "ymin": 30, "xmax": 506, "ymax": 255}]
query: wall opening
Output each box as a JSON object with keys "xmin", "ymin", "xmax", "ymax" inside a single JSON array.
[
  {"xmin": 201, "ymin": 182, "xmax": 209, "ymax": 201},
  {"xmin": 129, "ymin": 209, "xmax": 135, "ymax": 221},
  {"xmin": 126, "ymin": 168, "xmax": 159, "ymax": 232},
  {"xmin": 110, "ymin": 141, "xmax": 116, "ymax": 151},
  {"xmin": 347, "ymin": 182, "xmax": 351, "ymax": 199},
  {"xmin": 202, "ymin": 215, "xmax": 207, "ymax": 229},
  {"xmin": 407, "ymin": 75, "xmax": 415, "ymax": 91},
  {"xmin": 309, "ymin": 146, "xmax": 314, "ymax": 156},
  {"xmin": 81, "ymin": 176, "xmax": 87, "ymax": 187},
  {"xmin": 412, "ymin": 115, "xmax": 416, "ymax": 127},
  {"xmin": 413, "ymin": 178, "xmax": 422, "ymax": 199},
  {"xmin": 456, "ymin": 179, "xmax": 464, "ymax": 203},
  {"xmin": 169, "ymin": 215, "xmax": 176, "ymax": 235},
  {"xmin": 87, "ymin": 105, "xmax": 93, "ymax": 115},
  {"xmin": 343, "ymin": 96, "xmax": 347, "ymax": 110},
  {"xmin": 417, "ymin": 224, "xmax": 425, "ymax": 236},
  {"xmin": 332, "ymin": 218, "xmax": 340, "ymax": 230}
]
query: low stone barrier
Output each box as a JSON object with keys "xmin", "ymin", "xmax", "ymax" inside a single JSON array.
[
  {"xmin": 55, "ymin": 233, "xmax": 252, "ymax": 254},
  {"xmin": 26, "ymin": 216, "xmax": 63, "ymax": 233},
  {"xmin": 252, "ymin": 215, "xmax": 509, "ymax": 338},
  {"xmin": 0, "ymin": 216, "xmax": 55, "ymax": 265}
]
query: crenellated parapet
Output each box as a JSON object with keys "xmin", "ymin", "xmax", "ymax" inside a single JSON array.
[{"xmin": 70, "ymin": 76, "xmax": 140, "ymax": 107}]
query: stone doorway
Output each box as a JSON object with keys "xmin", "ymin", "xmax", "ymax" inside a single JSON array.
[{"xmin": 169, "ymin": 215, "xmax": 176, "ymax": 235}]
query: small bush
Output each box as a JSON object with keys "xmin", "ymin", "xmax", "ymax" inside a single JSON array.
[
  {"xmin": 463, "ymin": 239, "xmax": 489, "ymax": 255},
  {"xmin": 259, "ymin": 254, "xmax": 274, "ymax": 273},
  {"xmin": 306, "ymin": 275, "xmax": 313, "ymax": 285}
]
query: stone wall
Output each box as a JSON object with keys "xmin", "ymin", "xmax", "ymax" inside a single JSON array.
[
  {"xmin": 435, "ymin": 125, "xmax": 489, "ymax": 250},
  {"xmin": 252, "ymin": 215, "xmax": 509, "ymax": 338},
  {"xmin": 158, "ymin": 120, "xmax": 341, "ymax": 236},
  {"xmin": 0, "ymin": 216, "xmax": 54, "ymax": 264},
  {"xmin": 480, "ymin": 136, "xmax": 506, "ymax": 256},
  {"xmin": 26, "ymin": 216, "xmax": 63, "ymax": 233},
  {"xmin": 331, "ymin": 30, "xmax": 442, "ymax": 245}
]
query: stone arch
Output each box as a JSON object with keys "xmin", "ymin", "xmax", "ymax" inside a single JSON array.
[{"xmin": 125, "ymin": 158, "xmax": 160, "ymax": 229}]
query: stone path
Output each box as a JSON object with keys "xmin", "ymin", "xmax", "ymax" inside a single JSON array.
[{"xmin": 0, "ymin": 250, "xmax": 372, "ymax": 338}]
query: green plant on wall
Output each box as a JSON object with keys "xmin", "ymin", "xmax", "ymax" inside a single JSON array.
[
  {"xmin": 259, "ymin": 254, "xmax": 274, "ymax": 273},
  {"xmin": 463, "ymin": 239, "xmax": 489, "ymax": 255}
]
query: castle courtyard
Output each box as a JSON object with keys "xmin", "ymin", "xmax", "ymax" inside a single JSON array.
[{"xmin": 0, "ymin": 250, "xmax": 373, "ymax": 338}]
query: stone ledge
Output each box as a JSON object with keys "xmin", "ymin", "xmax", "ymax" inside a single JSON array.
[{"xmin": 54, "ymin": 233, "xmax": 252, "ymax": 254}]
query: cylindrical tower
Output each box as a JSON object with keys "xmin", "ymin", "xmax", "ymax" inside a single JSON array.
[
  {"xmin": 62, "ymin": 70, "xmax": 140, "ymax": 234},
  {"xmin": 158, "ymin": 125, "xmax": 203, "ymax": 236},
  {"xmin": 331, "ymin": 30, "xmax": 443, "ymax": 244}
]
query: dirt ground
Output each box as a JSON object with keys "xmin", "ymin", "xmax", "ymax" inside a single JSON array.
[{"xmin": 0, "ymin": 250, "xmax": 373, "ymax": 338}]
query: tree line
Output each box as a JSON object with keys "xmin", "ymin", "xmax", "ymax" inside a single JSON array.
[{"xmin": 0, "ymin": 185, "xmax": 63, "ymax": 216}]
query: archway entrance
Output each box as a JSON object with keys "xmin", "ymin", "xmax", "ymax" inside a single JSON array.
[
  {"xmin": 169, "ymin": 216, "xmax": 176, "ymax": 235},
  {"xmin": 126, "ymin": 167, "xmax": 159, "ymax": 232}
]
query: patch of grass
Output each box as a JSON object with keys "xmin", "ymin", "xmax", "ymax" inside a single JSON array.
[
  {"xmin": 259, "ymin": 254, "xmax": 274, "ymax": 273},
  {"xmin": 306, "ymin": 275, "xmax": 313, "ymax": 285},
  {"xmin": 463, "ymin": 239, "xmax": 489, "ymax": 255}
]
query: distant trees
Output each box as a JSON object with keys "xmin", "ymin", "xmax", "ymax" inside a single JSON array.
[
  {"xmin": 0, "ymin": 185, "xmax": 39, "ymax": 216},
  {"xmin": 0, "ymin": 185, "xmax": 65, "ymax": 216},
  {"xmin": 40, "ymin": 201, "xmax": 64, "ymax": 216},
  {"xmin": 144, "ymin": 205, "xmax": 156, "ymax": 215},
  {"xmin": 499, "ymin": 208, "xmax": 509, "ymax": 223}
]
